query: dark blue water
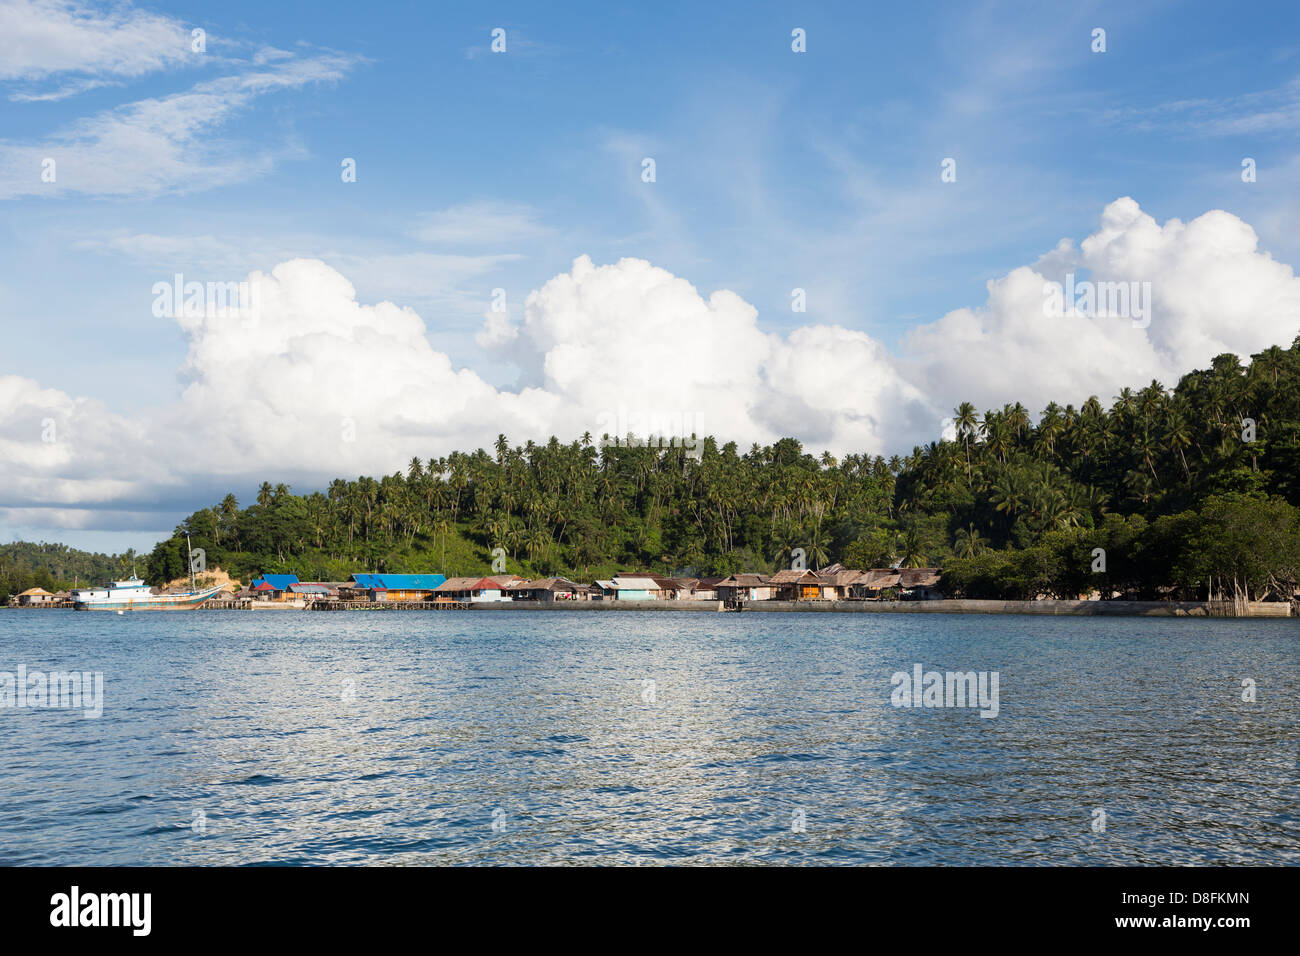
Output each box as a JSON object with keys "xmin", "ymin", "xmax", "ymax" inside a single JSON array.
[{"xmin": 1, "ymin": 610, "xmax": 1296, "ymax": 865}]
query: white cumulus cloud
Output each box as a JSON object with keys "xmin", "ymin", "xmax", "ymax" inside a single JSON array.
[
  {"xmin": 905, "ymin": 197, "xmax": 1300, "ymax": 416},
  {"xmin": 2, "ymin": 198, "xmax": 1299, "ymax": 538}
]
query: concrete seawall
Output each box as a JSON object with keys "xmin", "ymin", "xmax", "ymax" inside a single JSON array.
[
  {"xmin": 479, "ymin": 600, "xmax": 725, "ymax": 612},
  {"xmin": 475, "ymin": 599, "xmax": 1293, "ymax": 617},
  {"xmin": 42, "ymin": 597, "xmax": 1275, "ymax": 617},
  {"xmin": 739, "ymin": 599, "xmax": 1291, "ymax": 617}
]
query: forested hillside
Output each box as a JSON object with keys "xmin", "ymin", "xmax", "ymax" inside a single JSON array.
[
  {"xmin": 0, "ymin": 542, "xmax": 136, "ymax": 604},
  {"xmin": 143, "ymin": 339, "xmax": 1300, "ymax": 604}
]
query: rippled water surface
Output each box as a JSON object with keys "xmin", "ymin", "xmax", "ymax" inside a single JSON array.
[{"xmin": 1, "ymin": 609, "xmax": 1296, "ymax": 865}]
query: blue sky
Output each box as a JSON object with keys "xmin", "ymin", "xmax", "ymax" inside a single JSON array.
[{"xmin": 3, "ymin": 0, "xmax": 1300, "ymax": 553}]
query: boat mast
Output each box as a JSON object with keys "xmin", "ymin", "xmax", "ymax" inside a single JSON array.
[{"xmin": 186, "ymin": 531, "xmax": 195, "ymax": 591}]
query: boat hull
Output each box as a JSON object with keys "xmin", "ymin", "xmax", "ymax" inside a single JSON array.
[{"xmin": 73, "ymin": 585, "xmax": 225, "ymax": 611}]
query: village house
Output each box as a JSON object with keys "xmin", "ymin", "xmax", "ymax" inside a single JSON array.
[
  {"xmin": 337, "ymin": 580, "xmax": 368, "ymax": 601},
  {"xmin": 848, "ymin": 569, "xmax": 901, "ymax": 600},
  {"xmin": 287, "ymin": 583, "xmax": 333, "ymax": 603},
  {"xmin": 609, "ymin": 576, "xmax": 661, "ymax": 600},
  {"xmin": 340, "ymin": 573, "xmax": 447, "ymax": 601},
  {"xmin": 898, "ymin": 568, "xmax": 944, "ymax": 600},
  {"xmin": 15, "ymin": 587, "xmax": 57, "ymax": 606},
  {"xmin": 665, "ymin": 576, "xmax": 725, "ymax": 600},
  {"xmin": 715, "ymin": 573, "xmax": 775, "ymax": 603},
  {"xmin": 251, "ymin": 583, "xmax": 313, "ymax": 605},
  {"xmin": 660, "ymin": 577, "xmax": 720, "ymax": 600},
  {"xmin": 768, "ymin": 569, "xmax": 826, "ymax": 601},
  {"xmin": 649, "ymin": 575, "xmax": 696, "ymax": 600},
  {"xmin": 692, "ymin": 578, "xmax": 723, "ymax": 601},
  {"xmin": 816, "ymin": 569, "xmax": 866, "ymax": 601},
  {"xmin": 308, "ymin": 581, "xmax": 349, "ymax": 600},
  {"xmin": 433, "ymin": 576, "xmax": 512, "ymax": 602},
  {"xmin": 249, "ymin": 574, "xmax": 300, "ymax": 601},
  {"xmin": 251, "ymin": 573, "xmax": 299, "ymax": 590},
  {"xmin": 588, "ymin": 575, "xmax": 666, "ymax": 600},
  {"xmin": 505, "ymin": 577, "xmax": 590, "ymax": 602},
  {"xmin": 371, "ymin": 573, "xmax": 447, "ymax": 601}
]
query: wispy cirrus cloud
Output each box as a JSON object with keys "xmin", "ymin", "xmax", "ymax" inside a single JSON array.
[
  {"xmin": 410, "ymin": 200, "xmax": 551, "ymax": 245},
  {"xmin": 0, "ymin": 0, "xmax": 198, "ymax": 101},
  {"xmin": 1099, "ymin": 76, "xmax": 1300, "ymax": 137},
  {"xmin": 0, "ymin": 50, "xmax": 360, "ymax": 198}
]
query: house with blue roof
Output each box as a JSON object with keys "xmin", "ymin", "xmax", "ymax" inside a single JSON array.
[
  {"xmin": 250, "ymin": 573, "xmax": 300, "ymax": 591},
  {"xmin": 342, "ymin": 573, "xmax": 446, "ymax": 602}
]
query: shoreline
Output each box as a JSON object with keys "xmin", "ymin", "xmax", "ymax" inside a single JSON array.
[
  {"xmin": 7, "ymin": 599, "xmax": 1292, "ymax": 617},
  {"xmin": 490, "ymin": 598, "xmax": 1294, "ymax": 617}
]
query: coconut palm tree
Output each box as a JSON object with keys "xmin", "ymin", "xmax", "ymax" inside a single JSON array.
[
  {"xmin": 897, "ymin": 527, "xmax": 927, "ymax": 568},
  {"xmin": 805, "ymin": 523, "xmax": 830, "ymax": 570},
  {"xmin": 433, "ymin": 517, "xmax": 452, "ymax": 573},
  {"xmin": 953, "ymin": 524, "xmax": 986, "ymax": 559},
  {"xmin": 953, "ymin": 401, "xmax": 979, "ymax": 477}
]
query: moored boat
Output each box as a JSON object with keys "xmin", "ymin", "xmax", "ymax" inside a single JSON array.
[{"xmin": 71, "ymin": 578, "xmax": 225, "ymax": 611}]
